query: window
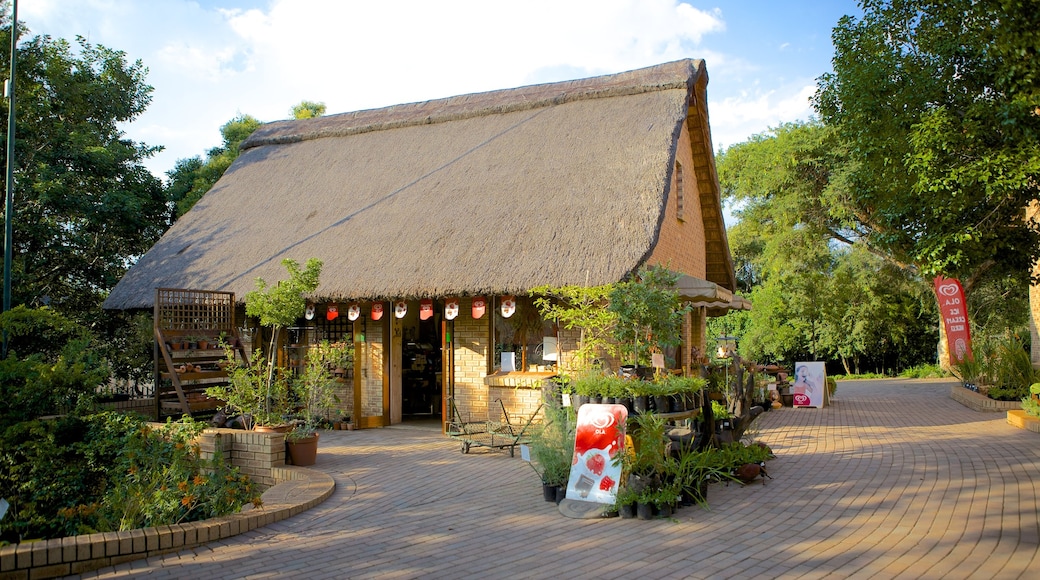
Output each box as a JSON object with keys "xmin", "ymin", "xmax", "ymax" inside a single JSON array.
[{"xmin": 675, "ymin": 161, "xmax": 685, "ymax": 221}]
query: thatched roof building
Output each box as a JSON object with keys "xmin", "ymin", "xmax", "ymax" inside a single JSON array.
[{"xmin": 104, "ymin": 59, "xmax": 735, "ymax": 310}]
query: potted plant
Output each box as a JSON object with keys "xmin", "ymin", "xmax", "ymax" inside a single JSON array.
[
  {"xmin": 608, "ymin": 265, "xmax": 689, "ymax": 374},
  {"xmin": 244, "ymin": 257, "xmax": 323, "ymax": 422},
  {"xmin": 614, "ymin": 411, "xmax": 672, "ymax": 519},
  {"xmin": 527, "ymin": 400, "xmax": 574, "ymax": 502},
  {"xmin": 286, "ymin": 342, "xmax": 339, "ymax": 465},
  {"xmin": 206, "ymin": 345, "xmax": 291, "ymax": 430}
]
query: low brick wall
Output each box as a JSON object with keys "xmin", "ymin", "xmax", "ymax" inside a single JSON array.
[
  {"xmin": 0, "ymin": 429, "xmax": 332, "ymax": 580},
  {"xmin": 1007, "ymin": 409, "xmax": 1040, "ymax": 434},
  {"xmin": 949, "ymin": 385, "xmax": 1023, "ymax": 412}
]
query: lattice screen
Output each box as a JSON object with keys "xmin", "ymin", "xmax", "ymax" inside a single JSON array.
[{"xmin": 154, "ymin": 288, "xmax": 236, "ymax": 332}]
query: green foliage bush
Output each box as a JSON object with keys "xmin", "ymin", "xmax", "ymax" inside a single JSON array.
[
  {"xmin": 1022, "ymin": 384, "xmax": 1040, "ymax": 418},
  {"xmin": 0, "ymin": 414, "xmax": 259, "ymax": 542},
  {"xmin": 955, "ymin": 333, "xmax": 1040, "ymax": 400},
  {"xmin": 0, "ymin": 307, "xmax": 111, "ymax": 427}
]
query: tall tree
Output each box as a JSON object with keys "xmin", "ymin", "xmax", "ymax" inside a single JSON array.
[
  {"xmin": 168, "ymin": 100, "xmax": 326, "ymax": 217},
  {"xmin": 0, "ymin": 16, "xmax": 166, "ymax": 317},
  {"xmin": 166, "ymin": 113, "xmax": 261, "ymax": 218},
  {"xmin": 291, "ymin": 100, "xmax": 326, "ymax": 119},
  {"xmin": 813, "ymin": 0, "xmax": 1040, "ymax": 289},
  {"xmin": 716, "ymin": 121, "xmax": 941, "ymax": 371}
]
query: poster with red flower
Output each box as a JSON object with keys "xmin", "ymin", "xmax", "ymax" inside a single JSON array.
[{"xmin": 566, "ymin": 404, "xmax": 627, "ymax": 504}]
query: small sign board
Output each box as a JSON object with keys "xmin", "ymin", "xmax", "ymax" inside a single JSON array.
[
  {"xmin": 792, "ymin": 361, "xmax": 826, "ymax": 407},
  {"xmin": 566, "ymin": 404, "xmax": 627, "ymax": 504}
]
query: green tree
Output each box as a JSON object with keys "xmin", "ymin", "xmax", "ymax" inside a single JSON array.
[
  {"xmin": 716, "ymin": 121, "xmax": 942, "ymax": 371},
  {"xmin": 166, "ymin": 113, "xmax": 261, "ymax": 218},
  {"xmin": 0, "ymin": 16, "xmax": 166, "ymax": 316},
  {"xmin": 168, "ymin": 100, "xmax": 327, "ymax": 217},
  {"xmin": 291, "ymin": 100, "xmax": 326, "ymax": 119},
  {"xmin": 813, "ymin": 0, "xmax": 1040, "ymax": 288}
]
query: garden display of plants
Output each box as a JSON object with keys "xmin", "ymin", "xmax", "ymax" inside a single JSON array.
[
  {"xmin": 955, "ymin": 334, "xmax": 1040, "ymax": 402},
  {"xmin": 0, "ymin": 413, "xmax": 260, "ymax": 543}
]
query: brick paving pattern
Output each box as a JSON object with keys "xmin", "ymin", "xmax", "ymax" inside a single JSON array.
[{"xmin": 74, "ymin": 379, "xmax": 1040, "ymax": 579}]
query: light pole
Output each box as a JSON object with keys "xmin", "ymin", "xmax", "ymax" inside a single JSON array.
[{"xmin": 2, "ymin": 0, "xmax": 16, "ymax": 358}]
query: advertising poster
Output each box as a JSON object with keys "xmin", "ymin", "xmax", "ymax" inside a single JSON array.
[
  {"xmin": 933, "ymin": 276, "xmax": 974, "ymax": 363},
  {"xmin": 566, "ymin": 404, "xmax": 627, "ymax": 504},
  {"xmin": 792, "ymin": 361, "xmax": 826, "ymax": 408}
]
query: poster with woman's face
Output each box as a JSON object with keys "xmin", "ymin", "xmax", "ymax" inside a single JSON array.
[{"xmin": 793, "ymin": 361, "xmax": 826, "ymax": 407}]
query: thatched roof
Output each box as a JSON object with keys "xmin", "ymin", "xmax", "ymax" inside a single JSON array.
[{"xmin": 104, "ymin": 59, "xmax": 735, "ymax": 310}]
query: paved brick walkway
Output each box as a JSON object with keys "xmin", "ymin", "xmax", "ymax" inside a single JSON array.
[{"xmin": 74, "ymin": 379, "xmax": 1040, "ymax": 579}]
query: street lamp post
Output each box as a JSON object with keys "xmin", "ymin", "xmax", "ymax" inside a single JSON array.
[{"xmin": 2, "ymin": 0, "xmax": 16, "ymax": 358}]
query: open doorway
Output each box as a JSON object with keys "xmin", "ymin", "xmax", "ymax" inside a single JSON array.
[{"xmin": 397, "ymin": 301, "xmax": 443, "ymax": 424}]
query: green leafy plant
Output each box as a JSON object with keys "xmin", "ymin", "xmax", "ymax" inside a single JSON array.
[
  {"xmin": 207, "ymin": 344, "xmax": 290, "ymax": 429},
  {"xmin": 1, "ymin": 413, "xmax": 259, "ymax": 541},
  {"xmin": 608, "ymin": 265, "xmax": 690, "ymax": 368},
  {"xmin": 532, "ymin": 283, "xmax": 618, "ymax": 372},
  {"xmin": 1022, "ymin": 383, "xmax": 1040, "ymax": 418},
  {"xmin": 244, "ymin": 257, "xmax": 323, "ymax": 417},
  {"xmin": 527, "ymin": 401, "xmax": 575, "ymax": 487},
  {"xmin": 289, "ymin": 341, "xmax": 339, "ymax": 440},
  {"xmin": 711, "ymin": 400, "xmax": 732, "ymax": 420}
]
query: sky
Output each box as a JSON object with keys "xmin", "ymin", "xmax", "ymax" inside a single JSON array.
[{"xmin": 17, "ymin": 0, "xmax": 862, "ymax": 180}]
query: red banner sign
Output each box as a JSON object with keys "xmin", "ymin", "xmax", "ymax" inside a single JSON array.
[{"xmin": 933, "ymin": 276, "xmax": 973, "ymax": 363}]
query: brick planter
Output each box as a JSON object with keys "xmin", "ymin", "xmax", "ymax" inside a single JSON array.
[
  {"xmin": 1007, "ymin": 409, "xmax": 1040, "ymax": 433},
  {"xmin": 0, "ymin": 428, "xmax": 334, "ymax": 580},
  {"xmin": 949, "ymin": 385, "xmax": 1022, "ymax": 412}
]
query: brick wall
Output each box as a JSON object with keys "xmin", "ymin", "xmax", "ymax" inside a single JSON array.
[
  {"xmin": 196, "ymin": 427, "xmax": 285, "ymax": 489},
  {"xmin": 646, "ymin": 122, "xmax": 707, "ymax": 278},
  {"xmin": 451, "ymin": 297, "xmax": 491, "ymax": 422},
  {"xmin": 361, "ymin": 323, "xmax": 385, "ymax": 420}
]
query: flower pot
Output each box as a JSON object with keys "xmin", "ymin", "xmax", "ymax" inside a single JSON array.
[
  {"xmin": 555, "ymin": 486, "xmax": 567, "ymax": 504},
  {"xmin": 633, "ymin": 395, "xmax": 650, "ymax": 415},
  {"xmin": 619, "ymin": 503, "xmax": 636, "ymax": 519},
  {"xmin": 542, "ymin": 483, "xmax": 557, "ymax": 502},
  {"xmin": 671, "ymin": 394, "xmax": 686, "ymax": 412},
  {"xmin": 636, "ymin": 502, "xmax": 655, "ymax": 520},
  {"xmin": 618, "ymin": 396, "xmax": 634, "ymax": 413},
  {"xmin": 254, "ymin": 424, "xmax": 292, "ymax": 433},
  {"xmin": 197, "ymin": 340, "xmax": 210, "ymax": 350},
  {"xmin": 287, "ymin": 432, "xmax": 320, "ymax": 466},
  {"xmin": 657, "ymin": 503, "xmax": 673, "ymax": 518},
  {"xmin": 572, "ymin": 394, "xmax": 589, "ymax": 410},
  {"xmin": 653, "ymin": 395, "xmax": 671, "ymax": 413},
  {"xmin": 589, "ymin": 395, "xmax": 602, "ymax": 404}
]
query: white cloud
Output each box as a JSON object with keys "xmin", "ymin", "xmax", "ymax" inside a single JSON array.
[
  {"xmin": 710, "ymin": 84, "xmax": 818, "ymax": 151},
  {"xmin": 17, "ymin": 0, "xmax": 826, "ymax": 176}
]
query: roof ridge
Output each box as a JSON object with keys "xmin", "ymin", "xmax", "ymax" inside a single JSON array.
[{"xmin": 242, "ymin": 59, "xmax": 701, "ymax": 150}]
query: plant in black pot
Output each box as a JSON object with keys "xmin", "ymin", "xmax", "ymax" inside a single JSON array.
[
  {"xmin": 527, "ymin": 400, "xmax": 575, "ymax": 502},
  {"xmin": 615, "ymin": 411, "xmax": 676, "ymax": 519},
  {"xmin": 608, "ymin": 265, "xmax": 690, "ymax": 378}
]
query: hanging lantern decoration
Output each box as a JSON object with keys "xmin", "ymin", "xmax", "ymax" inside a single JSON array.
[
  {"xmin": 304, "ymin": 303, "xmax": 315, "ymax": 320},
  {"xmin": 444, "ymin": 297, "xmax": 460, "ymax": 320},
  {"xmin": 394, "ymin": 300, "xmax": 408, "ymax": 319},
  {"xmin": 326, "ymin": 303, "xmax": 339, "ymax": 321},
  {"xmin": 371, "ymin": 302, "xmax": 384, "ymax": 320},
  {"xmin": 500, "ymin": 295, "xmax": 516, "ymax": 318},
  {"xmin": 419, "ymin": 299, "xmax": 434, "ymax": 320},
  {"xmin": 472, "ymin": 296, "xmax": 486, "ymax": 319},
  {"xmin": 347, "ymin": 302, "xmax": 360, "ymax": 321}
]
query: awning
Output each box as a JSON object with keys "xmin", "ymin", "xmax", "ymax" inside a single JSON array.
[{"xmin": 674, "ymin": 275, "xmax": 751, "ymax": 316}]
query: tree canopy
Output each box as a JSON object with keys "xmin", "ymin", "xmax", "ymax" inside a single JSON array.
[
  {"xmin": 813, "ymin": 0, "xmax": 1040, "ymax": 289},
  {"xmin": 167, "ymin": 100, "xmax": 326, "ymax": 217},
  {"xmin": 0, "ymin": 18, "xmax": 166, "ymax": 317}
]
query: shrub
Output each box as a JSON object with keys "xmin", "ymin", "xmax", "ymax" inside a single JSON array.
[
  {"xmin": 1022, "ymin": 384, "xmax": 1040, "ymax": 418},
  {"xmin": 0, "ymin": 413, "xmax": 260, "ymax": 541}
]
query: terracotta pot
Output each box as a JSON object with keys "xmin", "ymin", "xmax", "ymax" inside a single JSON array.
[
  {"xmin": 254, "ymin": 424, "xmax": 292, "ymax": 433},
  {"xmin": 287, "ymin": 432, "xmax": 320, "ymax": 466}
]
